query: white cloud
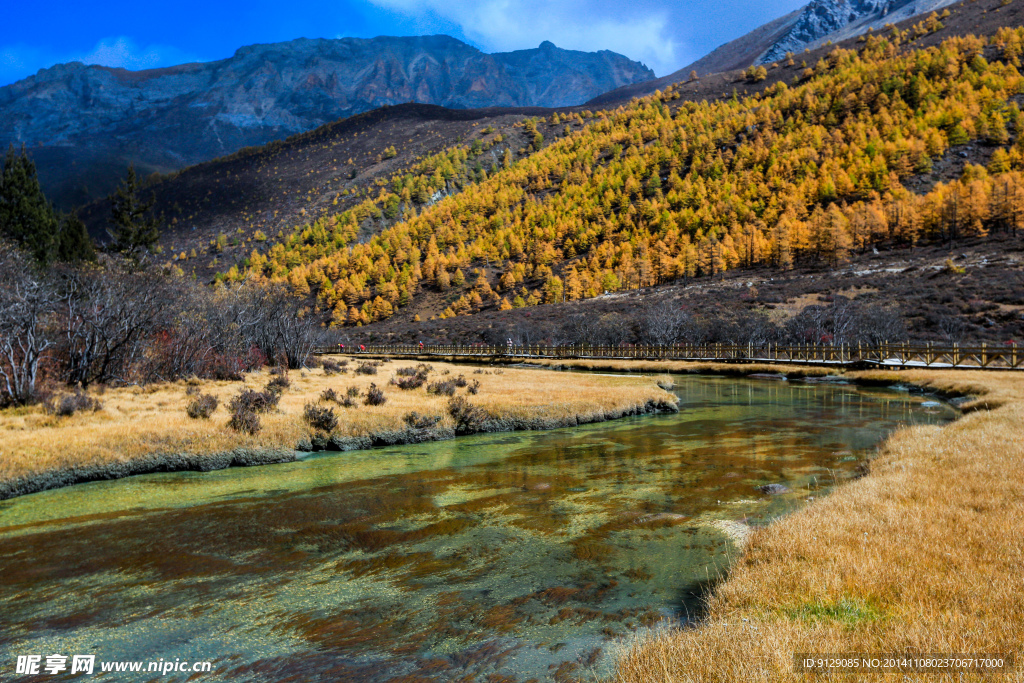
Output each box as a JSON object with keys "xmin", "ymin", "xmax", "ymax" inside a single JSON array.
[
  {"xmin": 367, "ymin": 0, "xmax": 678, "ymax": 74},
  {"xmin": 0, "ymin": 37, "xmax": 198, "ymax": 86},
  {"xmin": 76, "ymin": 37, "xmax": 182, "ymax": 70}
]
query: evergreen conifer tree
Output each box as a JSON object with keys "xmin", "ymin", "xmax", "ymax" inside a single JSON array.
[
  {"xmin": 0, "ymin": 145, "xmax": 58, "ymax": 266},
  {"xmin": 108, "ymin": 165, "xmax": 160, "ymax": 257},
  {"xmin": 55, "ymin": 211, "xmax": 96, "ymax": 263}
]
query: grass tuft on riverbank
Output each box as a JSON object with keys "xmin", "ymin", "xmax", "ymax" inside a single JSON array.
[
  {"xmin": 615, "ymin": 369, "xmax": 1024, "ymax": 682},
  {"xmin": 0, "ymin": 361, "xmax": 676, "ymax": 500},
  {"xmin": 519, "ymin": 358, "xmax": 842, "ymax": 377}
]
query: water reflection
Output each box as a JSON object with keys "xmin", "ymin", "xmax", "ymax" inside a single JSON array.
[{"xmin": 0, "ymin": 376, "xmax": 956, "ymax": 682}]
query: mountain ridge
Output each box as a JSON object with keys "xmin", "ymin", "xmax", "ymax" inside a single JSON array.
[{"xmin": 0, "ymin": 35, "xmax": 653, "ymax": 208}]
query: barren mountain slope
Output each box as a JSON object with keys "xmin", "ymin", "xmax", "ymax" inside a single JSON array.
[{"xmin": 1, "ymin": 36, "xmax": 652, "ymax": 208}]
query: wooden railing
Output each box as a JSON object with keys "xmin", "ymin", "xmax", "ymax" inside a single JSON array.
[{"xmin": 314, "ymin": 341, "xmax": 1023, "ymax": 370}]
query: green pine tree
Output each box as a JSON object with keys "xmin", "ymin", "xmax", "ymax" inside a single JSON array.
[
  {"xmin": 0, "ymin": 144, "xmax": 59, "ymax": 266},
  {"xmin": 55, "ymin": 211, "xmax": 96, "ymax": 263},
  {"xmin": 107, "ymin": 165, "xmax": 161, "ymax": 256}
]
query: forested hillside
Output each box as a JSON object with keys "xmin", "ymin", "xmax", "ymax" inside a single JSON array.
[{"xmin": 231, "ymin": 22, "xmax": 1024, "ymax": 328}]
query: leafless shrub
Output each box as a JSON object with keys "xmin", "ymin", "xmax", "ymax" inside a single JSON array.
[
  {"xmin": 447, "ymin": 396, "xmax": 487, "ymax": 434},
  {"xmin": 427, "ymin": 379, "xmax": 457, "ymax": 396},
  {"xmin": 230, "ymin": 388, "xmax": 279, "ymax": 414},
  {"xmin": 454, "ymin": 374, "xmax": 468, "ymax": 387},
  {"xmin": 364, "ymin": 383, "xmax": 386, "ymax": 406},
  {"xmin": 395, "ymin": 375, "xmax": 426, "ymax": 390},
  {"xmin": 45, "ymin": 390, "xmax": 103, "ymax": 417},
  {"xmin": 340, "ymin": 395, "xmax": 357, "ymax": 408},
  {"xmin": 186, "ymin": 393, "xmax": 218, "ymax": 419},
  {"xmin": 355, "ymin": 362, "xmax": 378, "ymax": 375},
  {"xmin": 265, "ymin": 370, "xmax": 290, "ymax": 394},
  {"xmin": 322, "ymin": 359, "xmax": 342, "ymax": 376},
  {"xmin": 467, "ymin": 380, "xmax": 481, "ymax": 395},
  {"xmin": 228, "ymin": 407, "xmax": 261, "ymax": 435},
  {"xmin": 303, "ymin": 403, "xmax": 338, "ymax": 432},
  {"xmin": 320, "ymin": 388, "xmax": 338, "ymax": 403},
  {"xmin": 404, "ymin": 412, "xmax": 441, "ymax": 429},
  {"xmin": 346, "ymin": 386, "xmax": 360, "ymax": 398}
]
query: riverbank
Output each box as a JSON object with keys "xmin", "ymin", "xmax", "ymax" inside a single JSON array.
[
  {"xmin": 0, "ymin": 360, "xmax": 677, "ymax": 501},
  {"xmin": 614, "ymin": 368, "xmax": 1024, "ymax": 682}
]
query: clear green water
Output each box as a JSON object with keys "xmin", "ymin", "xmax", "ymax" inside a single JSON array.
[{"xmin": 0, "ymin": 376, "xmax": 956, "ymax": 682}]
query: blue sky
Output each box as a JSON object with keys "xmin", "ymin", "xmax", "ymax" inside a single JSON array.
[{"xmin": 0, "ymin": 0, "xmax": 806, "ymax": 85}]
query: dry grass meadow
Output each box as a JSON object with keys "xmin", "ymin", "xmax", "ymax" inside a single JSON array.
[
  {"xmin": 0, "ymin": 359, "xmax": 674, "ymax": 496},
  {"xmin": 614, "ymin": 368, "xmax": 1024, "ymax": 682}
]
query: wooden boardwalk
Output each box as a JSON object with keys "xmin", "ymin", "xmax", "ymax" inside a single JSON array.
[{"xmin": 316, "ymin": 342, "xmax": 1023, "ymax": 371}]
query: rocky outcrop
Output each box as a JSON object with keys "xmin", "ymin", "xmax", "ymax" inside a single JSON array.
[
  {"xmin": 761, "ymin": 0, "xmax": 897, "ymax": 63},
  {"xmin": 759, "ymin": 0, "xmax": 961, "ymax": 64},
  {"xmin": 0, "ymin": 35, "xmax": 653, "ymax": 206}
]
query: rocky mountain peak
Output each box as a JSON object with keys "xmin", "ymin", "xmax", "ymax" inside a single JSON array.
[
  {"xmin": 0, "ymin": 35, "xmax": 654, "ymax": 207},
  {"xmin": 759, "ymin": 0, "xmax": 959, "ymax": 64}
]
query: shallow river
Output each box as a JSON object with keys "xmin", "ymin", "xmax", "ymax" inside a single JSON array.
[{"xmin": 0, "ymin": 376, "xmax": 957, "ymax": 682}]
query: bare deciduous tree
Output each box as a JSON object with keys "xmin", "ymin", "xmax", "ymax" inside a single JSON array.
[
  {"xmin": 638, "ymin": 301, "xmax": 693, "ymax": 345},
  {"xmin": 938, "ymin": 308, "xmax": 968, "ymax": 344},
  {"xmin": 0, "ymin": 242, "xmax": 55, "ymax": 405},
  {"xmin": 247, "ymin": 285, "xmax": 324, "ymax": 369},
  {"xmin": 53, "ymin": 262, "xmax": 170, "ymax": 386}
]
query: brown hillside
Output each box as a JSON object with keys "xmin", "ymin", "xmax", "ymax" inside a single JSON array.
[
  {"xmin": 347, "ymin": 233, "xmax": 1024, "ymax": 347},
  {"xmin": 80, "ymin": 103, "xmax": 565, "ymax": 280}
]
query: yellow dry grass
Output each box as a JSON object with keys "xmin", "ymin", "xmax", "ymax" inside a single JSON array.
[
  {"xmin": 0, "ymin": 360, "xmax": 673, "ymax": 489},
  {"xmin": 615, "ymin": 369, "xmax": 1024, "ymax": 682}
]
